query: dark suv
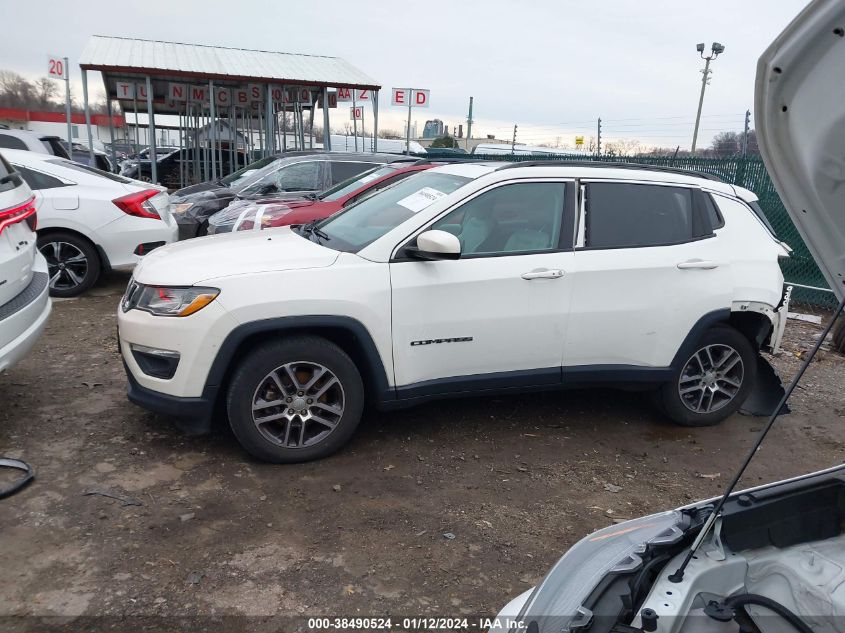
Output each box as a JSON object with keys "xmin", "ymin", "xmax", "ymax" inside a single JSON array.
[{"xmin": 121, "ymin": 148, "xmax": 249, "ymax": 190}]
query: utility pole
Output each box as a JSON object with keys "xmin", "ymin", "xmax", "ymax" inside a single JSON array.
[
  {"xmin": 691, "ymin": 42, "xmax": 725, "ymax": 154},
  {"xmin": 465, "ymin": 96, "xmax": 474, "ymax": 151},
  {"xmin": 742, "ymin": 109, "xmax": 751, "ymax": 157},
  {"xmin": 62, "ymin": 57, "xmax": 72, "ymax": 156},
  {"xmin": 596, "ymin": 117, "xmax": 602, "ymax": 156},
  {"xmin": 511, "ymin": 124, "xmax": 518, "ymax": 154}
]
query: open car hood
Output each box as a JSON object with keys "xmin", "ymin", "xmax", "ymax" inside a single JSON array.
[{"xmin": 755, "ymin": 0, "xmax": 845, "ymax": 301}]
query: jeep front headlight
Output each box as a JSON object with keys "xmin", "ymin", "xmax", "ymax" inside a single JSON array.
[{"xmin": 122, "ymin": 281, "xmax": 219, "ymax": 317}]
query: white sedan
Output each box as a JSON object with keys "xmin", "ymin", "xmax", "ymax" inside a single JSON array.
[{"xmin": 2, "ymin": 149, "xmax": 178, "ymax": 297}]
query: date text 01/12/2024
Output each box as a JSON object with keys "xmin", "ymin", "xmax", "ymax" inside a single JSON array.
[{"xmin": 306, "ymin": 617, "xmax": 525, "ymax": 630}]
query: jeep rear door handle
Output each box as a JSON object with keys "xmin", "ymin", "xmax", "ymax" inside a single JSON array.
[
  {"xmin": 522, "ymin": 268, "xmax": 564, "ymax": 280},
  {"xmin": 677, "ymin": 260, "xmax": 720, "ymax": 270}
]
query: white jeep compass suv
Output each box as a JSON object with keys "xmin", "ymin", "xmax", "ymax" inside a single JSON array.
[{"xmin": 118, "ymin": 161, "xmax": 791, "ymax": 462}]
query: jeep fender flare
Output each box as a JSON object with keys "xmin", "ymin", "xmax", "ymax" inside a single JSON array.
[{"xmin": 203, "ymin": 315, "xmax": 394, "ymax": 406}]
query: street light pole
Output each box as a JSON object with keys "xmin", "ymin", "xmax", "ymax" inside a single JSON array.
[{"xmin": 691, "ymin": 42, "xmax": 725, "ymax": 154}]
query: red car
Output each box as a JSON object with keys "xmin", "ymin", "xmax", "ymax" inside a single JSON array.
[{"xmin": 206, "ymin": 161, "xmax": 437, "ymax": 234}]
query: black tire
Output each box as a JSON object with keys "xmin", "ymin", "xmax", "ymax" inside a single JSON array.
[
  {"xmin": 226, "ymin": 336, "xmax": 364, "ymax": 463},
  {"xmin": 37, "ymin": 231, "xmax": 101, "ymax": 298},
  {"xmin": 656, "ymin": 325, "xmax": 757, "ymax": 427}
]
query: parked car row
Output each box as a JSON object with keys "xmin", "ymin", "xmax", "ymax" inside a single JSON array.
[{"xmin": 170, "ymin": 151, "xmax": 413, "ymax": 239}]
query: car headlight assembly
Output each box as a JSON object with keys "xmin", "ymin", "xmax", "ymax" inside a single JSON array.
[
  {"xmin": 514, "ymin": 511, "xmax": 687, "ymax": 633},
  {"xmin": 123, "ymin": 282, "xmax": 219, "ymax": 317}
]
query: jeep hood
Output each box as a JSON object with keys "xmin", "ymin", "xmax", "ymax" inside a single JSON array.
[
  {"xmin": 132, "ymin": 227, "xmax": 339, "ymax": 286},
  {"xmin": 755, "ymin": 0, "xmax": 845, "ymax": 301}
]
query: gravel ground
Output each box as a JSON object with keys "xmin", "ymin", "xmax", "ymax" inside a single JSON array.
[{"xmin": 1, "ymin": 274, "xmax": 843, "ymax": 632}]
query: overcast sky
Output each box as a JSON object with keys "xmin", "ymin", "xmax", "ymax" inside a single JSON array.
[{"xmin": 3, "ymin": 0, "xmax": 808, "ymax": 149}]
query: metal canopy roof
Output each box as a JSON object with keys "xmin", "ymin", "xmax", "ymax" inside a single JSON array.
[{"xmin": 80, "ymin": 35, "xmax": 381, "ymax": 90}]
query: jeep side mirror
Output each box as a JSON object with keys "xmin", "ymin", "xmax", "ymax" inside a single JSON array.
[{"xmin": 405, "ymin": 229, "xmax": 461, "ymax": 261}]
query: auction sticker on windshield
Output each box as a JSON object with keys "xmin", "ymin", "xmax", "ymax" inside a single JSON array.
[{"xmin": 396, "ymin": 187, "xmax": 447, "ymax": 213}]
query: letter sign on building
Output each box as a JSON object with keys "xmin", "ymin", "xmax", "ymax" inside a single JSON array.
[
  {"xmin": 189, "ymin": 85, "xmax": 207, "ymax": 103},
  {"xmin": 337, "ymin": 88, "xmax": 353, "ymax": 102},
  {"xmin": 247, "ymin": 84, "xmax": 262, "ymax": 103},
  {"xmin": 168, "ymin": 83, "xmax": 187, "ymax": 102},
  {"xmin": 411, "ymin": 89, "xmax": 430, "ymax": 107},
  {"xmin": 235, "ymin": 88, "xmax": 250, "ymax": 106},
  {"xmin": 116, "ymin": 82, "xmax": 135, "ymax": 100},
  {"xmin": 391, "ymin": 89, "xmax": 409, "ymax": 106},
  {"xmin": 391, "ymin": 88, "xmax": 431, "ymax": 109}
]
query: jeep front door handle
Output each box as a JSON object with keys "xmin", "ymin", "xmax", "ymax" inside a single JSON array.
[
  {"xmin": 522, "ymin": 268, "xmax": 564, "ymax": 280},
  {"xmin": 677, "ymin": 260, "xmax": 720, "ymax": 270}
]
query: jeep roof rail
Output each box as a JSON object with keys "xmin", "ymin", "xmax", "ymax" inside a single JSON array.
[
  {"xmin": 495, "ymin": 160, "xmax": 724, "ymax": 182},
  {"xmin": 410, "ymin": 158, "xmax": 476, "ymax": 166}
]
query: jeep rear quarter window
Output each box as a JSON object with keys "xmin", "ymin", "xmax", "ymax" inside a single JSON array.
[{"xmin": 585, "ymin": 182, "xmax": 708, "ymax": 248}]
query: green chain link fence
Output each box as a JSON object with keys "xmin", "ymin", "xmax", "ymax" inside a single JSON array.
[{"xmin": 421, "ymin": 151, "xmax": 836, "ymax": 310}]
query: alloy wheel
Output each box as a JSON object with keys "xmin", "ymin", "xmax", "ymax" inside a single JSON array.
[
  {"xmin": 40, "ymin": 241, "xmax": 89, "ymax": 292},
  {"xmin": 251, "ymin": 361, "xmax": 345, "ymax": 448},
  {"xmin": 678, "ymin": 344, "xmax": 745, "ymax": 414}
]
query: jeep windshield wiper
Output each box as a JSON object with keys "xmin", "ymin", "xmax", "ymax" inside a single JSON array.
[{"xmin": 300, "ymin": 220, "xmax": 329, "ymax": 244}]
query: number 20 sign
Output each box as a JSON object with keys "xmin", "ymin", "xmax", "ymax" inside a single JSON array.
[{"xmin": 48, "ymin": 56, "xmax": 67, "ymax": 80}]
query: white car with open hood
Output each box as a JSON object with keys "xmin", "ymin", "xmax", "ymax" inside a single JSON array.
[
  {"xmin": 493, "ymin": 1, "xmax": 845, "ymax": 632},
  {"xmin": 118, "ymin": 156, "xmax": 790, "ymax": 464}
]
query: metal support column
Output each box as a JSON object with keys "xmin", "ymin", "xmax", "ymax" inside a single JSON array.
[
  {"xmin": 208, "ymin": 80, "xmax": 217, "ymax": 180},
  {"xmin": 145, "ymin": 75, "xmax": 157, "ymax": 183},
  {"xmin": 373, "ymin": 90, "xmax": 378, "ymax": 153},
  {"xmin": 265, "ymin": 85, "xmax": 274, "ymax": 157},
  {"xmin": 81, "ymin": 69, "xmax": 95, "ymax": 166},
  {"xmin": 323, "ymin": 87, "xmax": 331, "ymax": 151},
  {"xmin": 352, "ymin": 92, "xmax": 358, "ymax": 151},
  {"xmin": 63, "ymin": 57, "xmax": 72, "ymax": 156},
  {"xmin": 308, "ymin": 102, "xmax": 315, "ymax": 149},
  {"xmin": 106, "ymin": 96, "xmax": 116, "ymax": 171}
]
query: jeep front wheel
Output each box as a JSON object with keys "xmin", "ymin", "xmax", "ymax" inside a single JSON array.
[
  {"xmin": 226, "ymin": 336, "xmax": 364, "ymax": 463},
  {"xmin": 656, "ymin": 325, "xmax": 757, "ymax": 427}
]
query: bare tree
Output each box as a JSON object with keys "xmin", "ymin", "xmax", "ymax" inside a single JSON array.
[
  {"xmin": 710, "ymin": 131, "xmax": 741, "ymax": 155},
  {"xmin": 0, "ymin": 70, "xmax": 35, "ymax": 108},
  {"xmin": 378, "ymin": 128, "xmax": 403, "ymax": 140},
  {"xmin": 34, "ymin": 77, "xmax": 59, "ymax": 109},
  {"xmin": 604, "ymin": 138, "xmax": 643, "ymax": 157}
]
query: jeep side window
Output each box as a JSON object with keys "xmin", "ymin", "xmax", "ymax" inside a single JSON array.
[
  {"xmin": 431, "ymin": 182, "xmax": 566, "ymax": 255},
  {"xmin": 583, "ymin": 183, "xmax": 708, "ymax": 249}
]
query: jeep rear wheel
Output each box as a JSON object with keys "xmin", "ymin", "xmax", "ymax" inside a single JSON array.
[
  {"xmin": 226, "ymin": 336, "xmax": 364, "ymax": 463},
  {"xmin": 656, "ymin": 326, "xmax": 757, "ymax": 427}
]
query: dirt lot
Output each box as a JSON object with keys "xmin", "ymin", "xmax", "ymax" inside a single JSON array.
[{"xmin": 1, "ymin": 274, "xmax": 843, "ymax": 631}]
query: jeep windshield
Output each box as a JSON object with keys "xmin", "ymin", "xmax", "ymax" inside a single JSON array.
[{"xmin": 307, "ymin": 171, "xmax": 471, "ymax": 252}]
